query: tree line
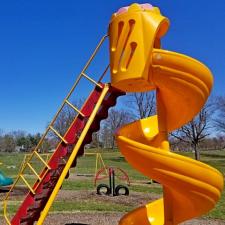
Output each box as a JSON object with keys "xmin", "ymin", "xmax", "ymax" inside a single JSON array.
[
  {"xmin": 0, "ymin": 93, "xmax": 225, "ymax": 160},
  {"xmin": 0, "ymin": 130, "xmax": 42, "ymax": 152}
]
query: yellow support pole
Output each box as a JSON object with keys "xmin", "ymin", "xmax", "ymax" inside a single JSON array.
[
  {"xmin": 95, "ymin": 153, "xmax": 99, "ymax": 176},
  {"xmin": 85, "ymin": 152, "xmax": 107, "ymax": 176},
  {"xmin": 98, "ymin": 153, "xmax": 108, "ymax": 175},
  {"xmin": 36, "ymin": 84, "xmax": 109, "ymax": 225}
]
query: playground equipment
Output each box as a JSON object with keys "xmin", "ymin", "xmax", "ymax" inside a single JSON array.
[
  {"xmin": 95, "ymin": 167, "xmax": 130, "ymax": 196},
  {"xmin": 0, "ymin": 171, "xmax": 13, "ymax": 187},
  {"xmin": 0, "ymin": 162, "xmax": 13, "ymax": 188},
  {"xmin": 84, "ymin": 152, "xmax": 107, "ymax": 177},
  {"xmin": 2, "ymin": 2, "xmax": 224, "ymax": 225},
  {"xmin": 3, "ymin": 44, "xmax": 125, "ymax": 224},
  {"xmin": 110, "ymin": 4, "xmax": 224, "ymax": 225},
  {"xmin": 19, "ymin": 154, "xmax": 51, "ymax": 172}
]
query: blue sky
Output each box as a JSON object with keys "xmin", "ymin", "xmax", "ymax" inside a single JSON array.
[{"xmin": 0, "ymin": 0, "xmax": 225, "ymax": 134}]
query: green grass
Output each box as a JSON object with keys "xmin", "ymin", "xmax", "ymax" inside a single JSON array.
[
  {"xmin": 207, "ymin": 189, "xmax": 225, "ymax": 220},
  {"xmin": 130, "ymin": 184, "xmax": 163, "ymax": 194},
  {"xmin": 62, "ymin": 179, "xmax": 94, "ymax": 190},
  {"xmin": 75, "ymin": 151, "xmax": 148, "ymax": 181},
  {"xmin": 201, "ymin": 150, "xmax": 225, "ymax": 220},
  {"xmin": 0, "ymin": 201, "xmax": 21, "ymax": 215},
  {"xmin": 0, "ymin": 152, "xmax": 51, "ymax": 179},
  {"xmin": 0, "ymin": 153, "xmax": 25, "ymax": 177}
]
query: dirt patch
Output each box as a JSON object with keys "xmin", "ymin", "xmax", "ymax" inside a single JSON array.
[
  {"xmin": 53, "ymin": 190, "xmax": 225, "ymax": 225},
  {"xmin": 0, "ymin": 186, "xmax": 28, "ymax": 201},
  {"xmin": 45, "ymin": 212, "xmax": 123, "ymax": 225},
  {"xmin": 56, "ymin": 189, "xmax": 160, "ymax": 207},
  {"xmin": 43, "ymin": 212, "xmax": 225, "ymax": 225},
  {"xmin": 69, "ymin": 174, "xmax": 94, "ymax": 181},
  {"xmin": 181, "ymin": 218, "xmax": 225, "ymax": 225},
  {"xmin": 0, "ymin": 212, "xmax": 224, "ymax": 225},
  {"xmin": 1, "ymin": 189, "xmax": 224, "ymax": 225}
]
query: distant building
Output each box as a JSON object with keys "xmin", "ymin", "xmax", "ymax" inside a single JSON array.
[{"xmin": 15, "ymin": 145, "xmax": 26, "ymax": 152}]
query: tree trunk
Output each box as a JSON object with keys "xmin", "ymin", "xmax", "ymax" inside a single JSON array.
[
  {"xmin": 111, "ymin": 136, "xmax": 115, "ymax": 150},
  {"xmin": 193, "ymin": 144, "xmax": 200, "ymax": 160}
]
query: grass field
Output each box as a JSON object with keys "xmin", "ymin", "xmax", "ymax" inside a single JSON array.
[{"xmin": 0, "ymin": 149, "xmax": 224, "ymax": 221}]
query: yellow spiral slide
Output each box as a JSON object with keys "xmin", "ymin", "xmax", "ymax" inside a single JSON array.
[{"xmin": 108, "ymin": 3, "xmax": 224, "ymax": 225}]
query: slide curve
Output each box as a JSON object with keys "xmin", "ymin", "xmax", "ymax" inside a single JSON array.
[
  {"xmin": 116, "ymin": 49, "xmax": 224, "ymax": 225},
  {"xmin": 0, "ymin": 171, "xmax": 13, "ymax": 187},
  {"xmin": 108, "ymin": 4, "xmax": 224, "ymax": 224}
]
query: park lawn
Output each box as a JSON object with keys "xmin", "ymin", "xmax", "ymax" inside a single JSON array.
[
  {"xmin": 0, "ymin": 153, "xmax": 24, "ymax": 178},
  {"xmin": 0, "ymin": 152, "xmax": 50, "ymax": 180},
  {"xmin": 0, "ymin": 149, "xmax": 224, "ymax": 220},
  {"xmin": 0, "ymin": 199, "xmax": 133, "ymax": 215}
]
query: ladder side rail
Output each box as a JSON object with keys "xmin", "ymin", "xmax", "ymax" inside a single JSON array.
[
  {"xmin": 28, "ymin": 34, "xmax": 108, "ymax": 157},
  {"xmin": 98, "ymin": 64, "xmax": 110, "ymax": 83},
  {"xmin": 36, "ymin": 84, "xmax": 110, "ymax": 225},
  {"xmin": 31, "ymin": 34, "xmax": 108, "ymax": 155}
]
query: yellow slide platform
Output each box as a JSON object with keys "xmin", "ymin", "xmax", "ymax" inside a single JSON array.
[{"xmin": 108, "ymin": 3, "xmax": 224, "ymax": 225}]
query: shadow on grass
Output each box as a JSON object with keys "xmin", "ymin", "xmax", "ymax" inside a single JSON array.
[
  {"xmin": 202, "ymin": 153, "xmax": 225, "ymax": 159},
  {"xmin": 0, "ymin": 188, "xmax": 9, "ymax": 193},
  {"xmin": 109, "ymin": 157, "xmax": 126, "ymax": 162}
]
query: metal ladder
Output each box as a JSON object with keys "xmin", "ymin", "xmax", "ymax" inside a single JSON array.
[{"xmin": 3, "ymin": 34, "xmax": 109, "ymax": 225}]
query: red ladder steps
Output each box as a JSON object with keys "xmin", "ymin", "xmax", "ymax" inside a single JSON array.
[
  {"xmin": 11, "ymin": 84, "xmax": 104, "ymax": 224},
  {"xmin": 11, "ymin": 84, "xmax": 125, "ymax": 225}
]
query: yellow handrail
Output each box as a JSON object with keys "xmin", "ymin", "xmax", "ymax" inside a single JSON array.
[
  {"xmin": 3, "ymin": 201, "xmax": 11, "ymax": 225},
  {"xmin": 37, "ymin": 84, "xmax": 110, "ymax": 225}
]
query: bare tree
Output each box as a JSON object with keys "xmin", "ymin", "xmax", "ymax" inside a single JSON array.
[
  {"xmin": 11, "ymin": 130, "xmax": 26, "ymax": 139},
  {"xmin": 214, "ymin": 95, "xmax": 225, "ymax": 133},
  {"xmin": 0, "ymin": 134, "xmax": 16, "ymax": 152},
  {"xmin": 52, "ymin": 98, "xmax": 84, "ymax": 136},
  {"xmin": 100, "ymin": 124, "xmax": 112, "ymax": 149},
  {"xmin": 101, "ymin": 108, "xmax": 133, "ymax": 149},
  {"xmin": 91, "ymin": 132, "xmax": 102, "ymax": 148},
  {"xmin": 171, "ymin": 100, "xmax": 213, "ymax": 160},
  {"xmin": 126, "ymin": 92, "xmax": 156, "ymax": 119},
  {"xmin": 199, "ymin": 136, "xmax": 225, "ymax": 150}
]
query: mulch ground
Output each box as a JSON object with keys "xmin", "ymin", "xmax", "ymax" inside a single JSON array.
[
  {"xmin": 44, "ymin": 212, "xmax": 225, "ymax": 225},
  {"xmin": 0, "ymin": 187, "xmax": 224, "ymax": 225}
]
